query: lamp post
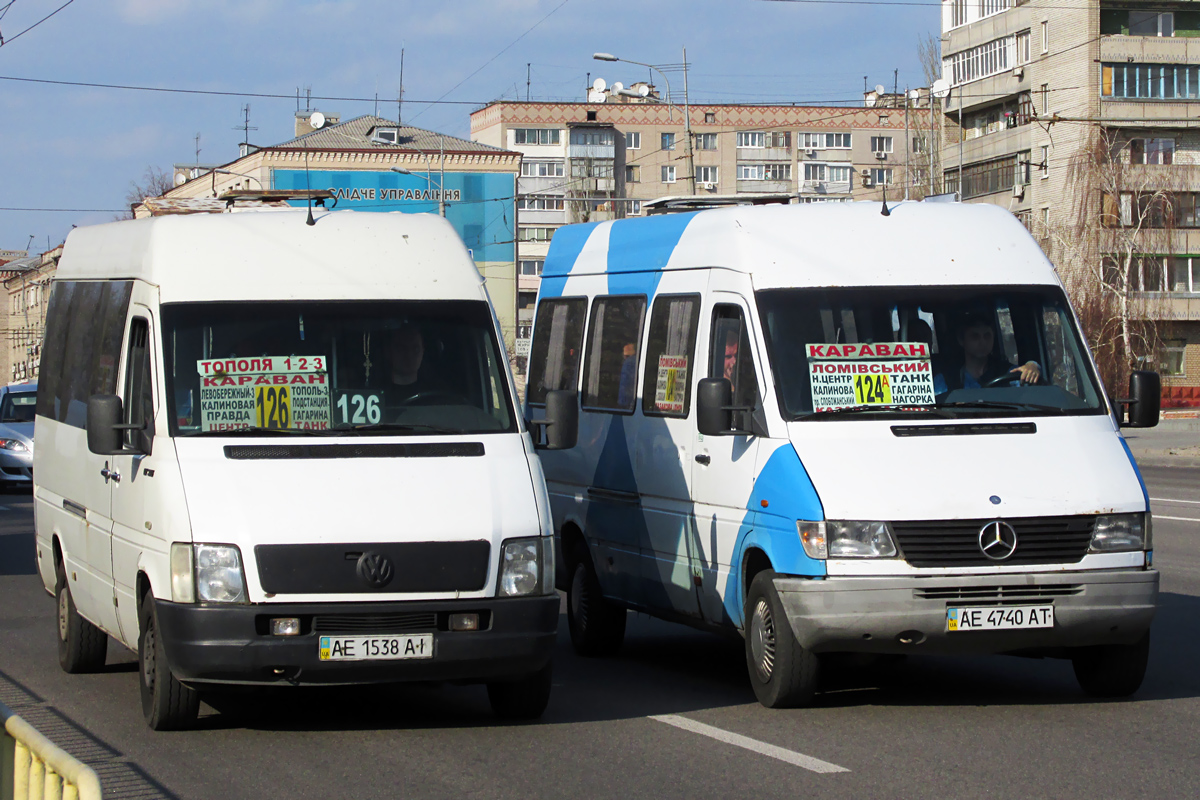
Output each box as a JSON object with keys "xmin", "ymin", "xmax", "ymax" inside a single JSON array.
[
  {"xmin": 390, "ymin": 142, "xmax": 445, "ymax": 217},
  {"xmin": 593, "ymin": 50, "xmax": 696, "ymax": 196}
]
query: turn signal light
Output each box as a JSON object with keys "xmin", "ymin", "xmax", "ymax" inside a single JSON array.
[{"xmin": 270, "ymin": 617, "xmax": 301, "ymax": 636}]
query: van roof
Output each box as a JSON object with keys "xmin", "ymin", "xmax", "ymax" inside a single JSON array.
[
  {"xmin": 542, "ymin": 201, "xmax": 1059, "ymax": 292},
  {"xmin": 56, "ymin": 210, "xmax": 485, "ymax": 304}
]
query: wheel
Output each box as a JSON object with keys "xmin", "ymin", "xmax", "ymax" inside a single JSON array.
[
  {"xmin": 487, "ymin": 661, "xmax": 553, "ymax": 721},
  {"xmin": 55, "ymin": 560, "xmax": 107, "ymax": 673},
  {"xmin": 1072, "ymin": 632, "xmax": 1150, "ymax": 698},
  {"xmin": 745, "ymin": 570, "xmax": 819, "ymax": 708},
  {"xmin": 138, "ymin": 594, "xmax": 199, "ymax": 730},
  {"xmin": 566, "ymin": 558, "xmax": 626, "ymax": 656}
]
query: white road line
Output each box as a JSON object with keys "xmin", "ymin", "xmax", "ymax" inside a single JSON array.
[
  {"xmin": 1150, "ymin": 497, "xmax": 1200, "ymax": 505},
  {"xmin": 1154, "ymin": 515, "xmax": 1200, "ymax": 523},
  {"xmin": 649, "ymin": 714, "xmax": 849, "ymax": 774},
  {"xmin": 0, "ymin": 506, "xmax": 9, "ymax": 512}
]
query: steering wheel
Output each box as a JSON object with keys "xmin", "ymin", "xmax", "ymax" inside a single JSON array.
[
  {"xmin": 983, "ymin": 372, "xmax": 1022, "ymax": 388},
  {"xmin": 396, "ymin": 389, "xmax": 470, "ymax": 406}
]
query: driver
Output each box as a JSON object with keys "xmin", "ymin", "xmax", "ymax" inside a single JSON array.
[
  {"xmin": 384, "ymin": 323, "xmax": 447, "ymax": 408},
  {"xmin": 933, "ymin": 311, "xmax": 1041, "ymax": 393}
]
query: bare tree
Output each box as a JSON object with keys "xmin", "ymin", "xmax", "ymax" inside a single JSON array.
[
  {"xmin": 914, "ymin": 32, "xmax": 944, "ymax": 197},
  {"xmin": 119, "ymin": 166, "xmax": 176, "ymax": 219}
]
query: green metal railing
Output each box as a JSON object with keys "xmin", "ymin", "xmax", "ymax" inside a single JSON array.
[{"xmin": 1, "ymin": 701, "xmax": 101, "ymax": 800}]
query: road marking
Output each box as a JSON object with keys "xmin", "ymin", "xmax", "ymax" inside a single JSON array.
[
  {"xmin": 0, "ymin": 506, "xmax": 9, "ymax": 512},
  {"xmin": 649, "ymin": 714, "xmax": 849, "ymax": 774},
  {"xmin": 1154, "ymin": 515, "xmax": 1200, "ymax": 523},
  {"xmin": 1150, "ymin": 497, "xmax": 1200, "ymax": 505}
]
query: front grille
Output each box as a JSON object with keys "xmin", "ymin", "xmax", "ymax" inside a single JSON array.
[
  {"xmin": 225, "ymin": 442, "xmax": 485, "ymax": 460},
  {"xmin": 255, "ymin": 541, "xmax": 491, "ymax": 594},
  {"xmin": 915, "ymin": 584, "xmax": 1083, "ymax": 604},
  {"xmin": 891, "ymin": 516, "xmax": 1095, "ymax": 568},
  {"xmin": 313, "ymin": 612, "xmax": 437, "ymax": 634}
]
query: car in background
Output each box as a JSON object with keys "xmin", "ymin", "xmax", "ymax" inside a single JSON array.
[{"xmin": 0, "ymin": 381, "xmax": 35, "ymax": 489}]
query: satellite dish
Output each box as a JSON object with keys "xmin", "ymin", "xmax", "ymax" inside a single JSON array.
[
  {"xmin": 931, "ymin": 79, "xmax": 951, "ymax": 99},
  {"xmin": 909, "ymin": 89, "xmax": 920, "ymax": 100},
  {"xmin": 309, "ymin": 111, "xmax": 326, "ymax": 129},
  {"xmin": 587, "ymin": 90, "xmax": 607, "ymax": 103},
  {"xmin": 874, "ymin": 84, "xmax": 886, "ymax": 96},
  {"xmin": 611, "ymin": 81, "xmax": 624, "ymax": 94},
  {"xmin": 638, "ymin": 84, "xmax": 650, "ymax": 97},
  {"xmin": 592, "ymin": 78, "xmax": 607, "ymax": 93},
  {"xmin": 174, "ymin": 172, "xmax": 187, "ymax": 186}
]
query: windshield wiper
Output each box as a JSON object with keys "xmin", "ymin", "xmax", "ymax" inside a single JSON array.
[
  {"xmin": 939, "ymin": 400, "xmax": 1067, "ymax": 414},
  {"xmin": 796, "ymin": 404, "xmax": 952, "ymax": 421},
  {"xmin": 341, "ymin": 422, "xmax": 463, "ymax": 435}
]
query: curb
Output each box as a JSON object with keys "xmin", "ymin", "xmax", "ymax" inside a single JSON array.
[{"xmin": 1130, "ymin": 454, "xmax": 1200, "ymax": 469}]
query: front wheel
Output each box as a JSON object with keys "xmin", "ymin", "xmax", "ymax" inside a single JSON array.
[
  {"xmin": 487, "ymin": 661, "xmax": 553, "ymax": 720},
  {"xmin": 56, "ymin": 561, "xmax": 107, "ymax": 673},
  {"xmin": 138, "ymin": 594, "xmax": 199, "ymax": 730},
  {"xmin": 1072, "ymin": 632, "xmax": 1150, "ymax": 698},
  {"xmin": 566, "ymin": 558, "xmax": 626, "ymax": 657},
  {"xmin": 745, "ymin": 570, "xmax": 819, "ymax": 708}
]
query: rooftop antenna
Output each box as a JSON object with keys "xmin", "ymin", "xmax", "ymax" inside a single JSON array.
[
  {"xmin": 233, "ymin": 104, "xmax": 258, "ymax": 147},
  {"xmin": 893, "ymin": 68, "xmax": 899, "ymax": 98},
  {"xmin": 527, "ymin": 63, "xmax": 531, "ymax": 101},
  {"xmin": 296, "ymin": 87, "xmax": 300, "ymax": 114},
  {"xmin": 305, "ymin": 86, "xmax": 312, "ymax": 112},
  {"xmin": 398, "ymin": 48, "xmax": 405, "ymax": 124},
  {"xmin": 864, "ymin": 75, "xmax": 868, "ymax": 92},
  {"xmin": 194, "ymin": 133, "xmax": 201, "ymax": 166}
]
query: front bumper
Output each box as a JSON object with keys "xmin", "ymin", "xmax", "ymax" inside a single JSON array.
[
  {"xmin": 155, "ymin": 595, "xmax": 560, "ymax": 687},
  {"xmin": 0, "ymin": 451, "xmax": 32, "ymax": 483},
  {"xmin": 774, "ymin": 568, "xmax": 1158, "ymax": 655}
]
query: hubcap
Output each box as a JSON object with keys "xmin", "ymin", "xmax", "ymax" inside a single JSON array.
[
  {"xmin": 57, "ymin": 588, "xmax": 68, "ymax": 641},
  {"xmin": 142, "ymin": 623, "xmax": 156, "ymax": 689},
  {"xmin": 749, "ymin": 597, "xmax": 776, "ymax": 683}
]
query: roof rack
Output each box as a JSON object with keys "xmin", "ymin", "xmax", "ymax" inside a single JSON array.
[{"xmin": 643, "ymin": 193, "xmax": 794, "ymax": 215}]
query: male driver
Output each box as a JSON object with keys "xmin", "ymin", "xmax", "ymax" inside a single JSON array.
[{"xmin": 934, "ymin": 311, "xmax": 1040, "ymax": 393}]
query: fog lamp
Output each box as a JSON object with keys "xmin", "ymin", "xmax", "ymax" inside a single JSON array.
[
  {"xmin": 450, "ymin": 613, "xmax": 480, "ymax": 631},
  {"xmin": 270, "ymin": 617, "xmax": 301, "ymax": 636}
]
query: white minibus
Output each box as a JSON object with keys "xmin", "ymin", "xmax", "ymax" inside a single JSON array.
[
  {"xmin": 34, "ymin": 209, "xmax": 569, "ymax": 729},
  {"xmin": 525, "ymin": 201, "xmax": 1160, "ymax": 708}
]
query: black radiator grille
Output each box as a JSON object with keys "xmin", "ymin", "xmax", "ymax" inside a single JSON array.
[
  {"xmin": 312, "ymin": 612, "xmax": 437, "ymax": 634},
  {"xmin": 255, "ymin": 541, "xmax": 491, "ymax": 594},
  {"xmin": 914, "ymin": 584, "xmax": 1084, "ymax": 604},
  {"xmin": 891, "ymin": 516, "xmax": 1096, "ymax": 568}
]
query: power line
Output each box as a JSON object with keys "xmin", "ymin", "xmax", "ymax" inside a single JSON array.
[{"xmin": 0, "ymin": 0, "xmax": 75, "ymax": 48}]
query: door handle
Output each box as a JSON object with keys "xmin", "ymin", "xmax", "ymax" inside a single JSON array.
[
  {"xmin": 100, "ymin": 463, "xmax": 121, "ymax": 484},
  {"xmin": 694, "ymin": 454, "xmax": 711, "ymax": 465}
]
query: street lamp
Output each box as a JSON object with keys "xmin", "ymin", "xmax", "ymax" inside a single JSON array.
[
  {"xmin": 389, "ymin": 136, "xmax": 446, "ymax": 217},
  {"xmin": 593, "ymin": 50, "xmax": 695, "ymax": 195}
]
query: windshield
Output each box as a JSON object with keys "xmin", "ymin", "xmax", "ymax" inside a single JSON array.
[
  {"xmin": 756, "ymin": 286, "xmax": 1106, "ymax": 420},
  {"xmin": 0, "ymin": 391, "xmax": 36, "ymax": 423},
  {"xmin": 162, "ymin": 300, "xmax": 516, "ymax": 437}
]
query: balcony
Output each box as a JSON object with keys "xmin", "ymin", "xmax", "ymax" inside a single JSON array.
[
  {"xmin": 518, "ymin": 175, "xmax": 566, "ymax": 194},
  {"xmin": 737, "ymin": 147, "xmax": 792, "ymax": 162},
  {"xmin": 800, "ymin": 180, "xmax": 852, "ymax": 195},
  {"xmin": 568, "ymin": 144, "xmax": 615, "ymax": 159},
  {"xmin": 736, "ymin": 179, "xmax": 792, "ymax": 193}
]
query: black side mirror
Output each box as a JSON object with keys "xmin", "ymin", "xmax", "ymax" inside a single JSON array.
[
  {"xmin": 697, "ymin": 378, "xmax": 733, "ymax": 436},
  {"xmin": 1120, "ymin": 370, "xmax": 1161, "ymax": 429},
  {"xmin": 536, "ymin": 390, "xmax": 578, "ymax": 450},
  {"xmin": 87, "ymin": 395, "xmax": 125, "ymax": 455}
]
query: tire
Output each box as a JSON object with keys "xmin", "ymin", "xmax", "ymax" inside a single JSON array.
[
  {"xmin": 745, "ymin": 570, "xmax": 819, "ymax": 708},
  {"xmin": 138, "ymin": 594, "xmax": 199, "ymax": 730},
  {"xmin": 1072, "ymin": 632, "xmax": 1150, "ymax": 698},
  {"xmin": 566, "ymin": 558, "xmax": 626, "ymax": 657},
  {"xmin": 487, "ymin": 661, "xmax": 553, "ymax": 721},
  {"xmin": 55, "ymin": 561, "xmax": 107, "ymax": 673}
]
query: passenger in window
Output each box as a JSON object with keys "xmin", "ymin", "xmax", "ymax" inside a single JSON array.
[
  {"xmin": 385, "ymin": 323, "xmax": 449, "ymax": 409},
  {"xmin": 617, "ymin": 342, "xmax": 638, "ymax": 407},
  {"xmin": 934, "ymin": 311, "xmax": 1040, "ymax": 393},
  {"xmin": 723, "ymin": 329, "xmax": 741, "ymax": 390}
]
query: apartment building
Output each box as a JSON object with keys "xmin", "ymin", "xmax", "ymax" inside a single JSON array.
[
  {"xmin": 941, "ymin": 0, "xmax": 1200, "ymax": 403},
  {"xmin": 471, "ymin": 93, "xmax": 933, "ymax": 365},
  {"xmin": 1, "ymin": 245, "xmax": 59, "ymax": 384}
]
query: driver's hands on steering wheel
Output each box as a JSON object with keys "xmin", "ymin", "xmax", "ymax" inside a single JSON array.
[{"xmin": 1010, "ymin": 361, "xmax": 1041, "ymax": 384}]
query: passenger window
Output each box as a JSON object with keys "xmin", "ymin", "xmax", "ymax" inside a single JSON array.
[
  {"xmin": 582, "ymin": 295, "xmax": 647, "ymax": 412},
  {"xmin": 642, "ymin": 294, "xmax": 700, "ymax": 417},
  {"xmin": 526, "ymin": 298, "xmax": 587, "ymax": 405},
  {"xmin": 123, "ymin": 318, "xmax": 155, "ymax": 453},
  {"xmin": 710, "ymin": 304, "xmax": 759, "ymax": 409}
]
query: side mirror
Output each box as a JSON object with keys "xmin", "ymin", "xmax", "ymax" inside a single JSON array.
[
  {"xmin": 540, "ymin": 390, "xmax": 578, "ymax": 450},
  {"xmin": 87, "ymin": 395, "xmax": 125, "ymax": 455},
  {"xmin": 1120, "ymin": 370, "xmax": 1160, "ymax": 429},
  {"xmin": 697, "ymin": 378, "xmax": 733, "ymax": 436}
]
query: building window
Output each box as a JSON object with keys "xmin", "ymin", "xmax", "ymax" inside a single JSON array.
[
  {"xmin": 828, "ymin": 165, "xmax": 852, "ymax": 183},
  {"xmin": 661, "ymin": 132, "xmax": 676, "ymax": 151},
  {"xmin": 661, "ymin": 165, "xmax": 677, "ymax": 183},
  {"xmin": 870, "ymin": 136, "xmax": 894, "ymax": 153},
  {"xmin": 951, "ymin": 0, "xmax": 967, "ymax": 27},
  {"xmin": 570, "ymin": 160, "xmax": 614, "ymax": 178},
  {"xmin": 570, "ymin": 129, "xmax": 614, "ymax": 146},
  {"xmin": 736, "ymin": 131, "xmax": 765, "ymax": 148},
  {"xmin": 518, "ymin": 226, "xmax": 556, "ymax": 242},
  {"xmin": 1041, "ymin": 20, "xmax": 1048, "ymax": 53},
  {"xmin": 625, "ymin": 131, "xmax": 641, "ymax": 149},
  {"xmin": 1016, "ymin": 29, "xmax": 1031, "ymax": 64},
  {"xmin": 738, "ymin": 164, "xmax": 764, "ymax": 181},
  {"xmin": 1161, "ymin": 339, "xmax": 1187, "ymax": 375},
  {"xmin": 517, "ymin": 195, "xmax": 565, "ymax": 211},
  {"xmin": 870, "ymin": 168, "xmax": 893, "ymax": 185},
  {"xmin": 1169, "ymin": 257, "xmax": 1197, "ymax": 293},
  {"xmin": 765, "ymin": 164, "xmax": 791, "ymax": 181},
  {"xmin": 513, "ymin": 128, "xmax": 561, "ymax": 145},
  {"xmin": 767, "ymin": 131, "xmax": 791, "ymax": 148},
  {"xmin": 1127, "ymin": 10, "xmax": 1175, "ymax": 37},
  {"xmin": 804, "ymin": 163, "xmax": 827, "ymax": 182},
  {"xmin": 1130, "ymin": 137, "xmax": 1175, "ymax": 164},
  {"xmin": 625, "ymin": 165, "xmax": 640, "ymax": 183},
  {"xmin": 628, "ymin": 199, "xmax": 643, "ymax": 215},
  {"xmin": 912, "ymin": 135, "xmax": 927, "ymax": 153},
  {"xmin": 371, "ymin": 127, "xmax": 398, "ymax": 144},
  {"xmin": 520, "ymin": 161, "xmax": 564, "ymax": 177},
  {"xmin": 696, "ymin": 166, "xmax": 719, "ymax": 184},
  {"xmin": 827, "ymin": 132, "xmax": 851, "ymax": 148},
  {"xmin": 704, "ymin": 111, "xmax": 716, "ymax": 123},
  {"xmin": 1041, "ymin": 83, "xmax": 1049, "ymax": 113},
  {"xmin": 695, "ymin": 132, "xmax": 718, "ymax": 150},
  {"xmin": 944, "ymin": 152, "xmax": 1030, "ymax": 199},
  {"xmin": 1103, "ymin": 63, "xmax": 1200, "ymax": 99},
  {"xmin": 1040, "ymin": 145, "xmax": 1049, "ymax": 178},
  {"xmin": 518, "ymin": 259, "xmax": 544, "ymax": 276}
]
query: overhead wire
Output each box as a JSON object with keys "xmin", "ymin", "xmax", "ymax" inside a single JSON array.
[{"xmin": 0, "ymin": 0, "xmax": 75, "ymax": 48}]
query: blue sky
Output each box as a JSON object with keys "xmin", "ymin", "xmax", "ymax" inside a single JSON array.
[{"xmin": 0, "ymin": 0, "xmax": 938, "ymax": 253}]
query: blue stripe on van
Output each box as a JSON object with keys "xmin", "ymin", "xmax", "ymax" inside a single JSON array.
[
  {"xmin": 1119, "ymin": 436, "xmax": 1151, "ymax": 511},
  {"xmin": 542, "ymin": 222, "xmax": 600, "ymax": 278},
  {"xmin": 605, "ymin": 212, "xmax": 698, "ymax": 297},
  {"xmin": 725, "ymin": 444, "xmax": 825, "ymax": 627}
]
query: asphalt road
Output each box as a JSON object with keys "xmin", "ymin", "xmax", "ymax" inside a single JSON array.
[{"xmin": 1, "ymin": 466, "xmax": 1198, "ymax": 800}]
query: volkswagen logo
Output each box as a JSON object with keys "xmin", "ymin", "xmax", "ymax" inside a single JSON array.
[
  {"xmin": 978, "ymin": 521, "xmax": 1018, "ymax": 560},
  {"xmin": 356, "ymin": 551, "xmax": 394, "ymax": 589}
]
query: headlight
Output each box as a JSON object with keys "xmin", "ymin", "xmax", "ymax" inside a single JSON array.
[
  {"xmin": 0, "ymin": 438, "xmax": 28, "ymax": 452},
  {"xmin": 797, "ymin": 520, "xmax": 897, "ymax": 559},
  {"xmin": 1089, "ymin": 513, "xmax": 1149, "ymax": 552},
  {"xmin": 498, "ymin": 537, "xmax": 549, "ymax": 597},
  {"xmin": 194, "ymin": 544, "xmax": 247, "ymax": 603}
]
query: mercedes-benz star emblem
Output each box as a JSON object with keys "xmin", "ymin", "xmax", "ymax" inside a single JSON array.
[
  {"xmin": 356, "ymin": 551, "xmax": 394, "ymax": 589},
  {"xmin": 978, "ymin": 521, "xmax": 1018, "ymax": 560}
]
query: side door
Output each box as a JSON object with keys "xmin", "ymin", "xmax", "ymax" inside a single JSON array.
[
  {"xmin": 691, "ymin": 280, "xmax": 765, "ymax": 627},
  {"xmin": 633, "ymin": 284, "xmax": 703, "ymax": 618},
  {"xmin": 110, "ymin": 289, "xmax": 161, "ymax": 644}
]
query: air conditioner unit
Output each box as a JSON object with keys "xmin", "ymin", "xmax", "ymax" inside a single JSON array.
[
  {"xmin": 874, "ymin": 151, "xmax": 888, "ymax": 161},
  {"xmin": 1013, "ymin": 183, "xmax": 1026, "ymax": 198},
  {"xmin": 1013, "ymin": 66, "xmax": 1024, "ymax": 79},
  {"xmin": 699, "ymin": 181, "xmax": 716, "ymax": 191},
  {"xmin": 862, "ymin": 176, "xmax": 875, "ymax": 187},
  {"xmin": 805, "ymin": 148, "xmax": 817, "ymax": 157}
]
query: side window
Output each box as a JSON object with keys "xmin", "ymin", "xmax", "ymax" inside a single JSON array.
[
  {"xmin": 710, "ymin": 304, "xmax": 759, "ymax": 409},
  {"xmin": 642, "ymin": 294, "xmax": 700, "ymax": 417},
  {"xmin": 526, "ymin": 298, "xmax": 587, "ymax": 405},
  {"xmin": 582, "ymin": 295, "xmax": 647, "ymax": 412},
  {"xmin": 36, "ymin": 281, "xmax": 76, "ymax": 422},
  {"xmin": 123, "ymin": 317, "xmax": 155, "ymax": 452}
]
